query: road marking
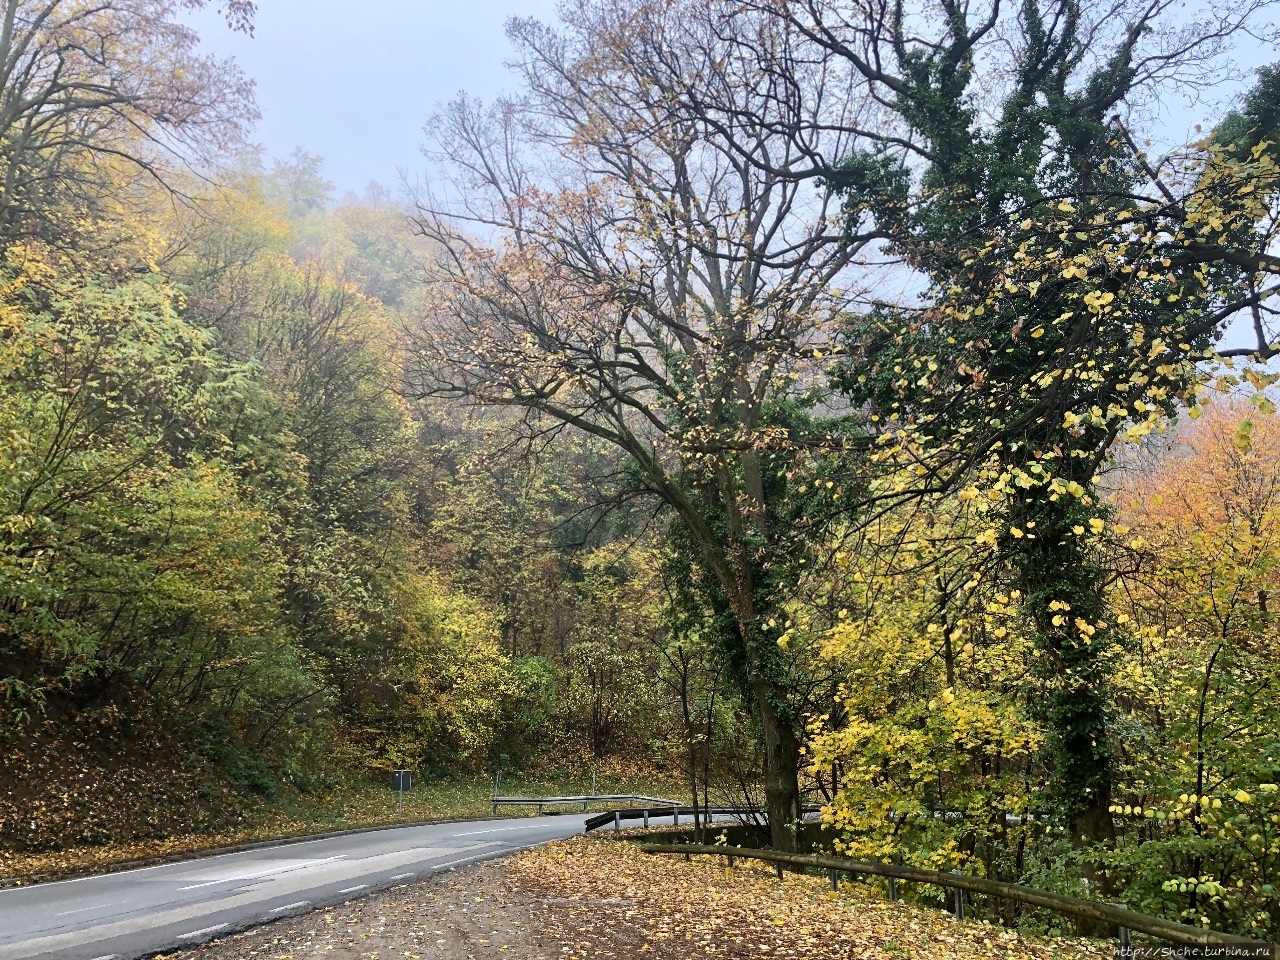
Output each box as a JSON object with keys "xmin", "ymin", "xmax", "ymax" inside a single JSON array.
[
  {"xmin": 56, "ymin": 904, "xmax": 110, "ymax": 916},
  {"xmin": 177, "ymin": 924, "xmax": 229, "ymax": 940},
  {"xmin": 432, "ymin": 849, "xmax": 521, "ymax": 871},
  {"xmin": 390, "ymin": 873, "xmax": 415, "ymax": 880},
  {"xmin": 179, "ymin": 856, "xmax": 346, "ymax": 889},
  {"xmin": 269, "ymin": 901, "xmax": 310, "ymax": 913},
  {"xmin": 338, "ymin": 884, "xmax": 367, "ymax": 894},
  {"xmin": 453, "ymin": 825, "xmax": 548, "ymax": 836},
  {"xmin": 88, "ymin": 955, "xmax": 117, "ymax": 960}
]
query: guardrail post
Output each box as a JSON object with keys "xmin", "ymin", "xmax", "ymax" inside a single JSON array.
[
  {"xmin": 614, "ymin": 811, "xmax": 621, "ymax": 832},
  {"xmin": 888, "ymin": 876, "xmax": 898, "ymax": 902},
  {"xmin": 775, "ymin": 863, "xmax": 784, "ymax": 880},
  {"xmin": 954, "ymin": 887, "xmax": 965, "ymax": 920},
  {"xmin": 644, "ymin": 809, "xmax": 649, "ymax": 828},
  {"xmin": 674, "ymin": 808, "xmax": 679, "ymax": 825},
  {"xmin": 830, "ymin": 869, "xmax": 839, "ymax": 891},
  {"xmin": 1111, "ymin": 903, "xmax": 1131, "ymax": 951},
  {"xmin": 539, "ymin": 803, "xmax": 544, "ymax": 815}
]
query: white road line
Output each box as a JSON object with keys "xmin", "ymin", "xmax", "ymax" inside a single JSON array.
[
  {"xmin": 177, "ymin": 923, "xmax": 229, "ymax": 940},
  {"xmin": 337, "ymin": 884, "xmax": 367, "ymax": 894},
  {"xmin": 269, "ymin": 901, "xmax": 310, "ymax": 913},
  {"xmin": 432, "ymin": 847, "xmax": 528, "ymax": 872},
  {"xmin": 390, "ymin": 873, "xmax": 415, "ymax": 880},
  {"xmin": 453, "ymin": 825, "xmax": 548, "ymax": 836},
  {"xmin": 87, "ymin": 955, "xmax": 117, "ymax": 960},
  {"xmin": 178, "ymin": 856, "xmax": 346, "ymax": 890},
  {"xmin": 55, "ymin": 904, "xmax": 109, "ymax": 916}
]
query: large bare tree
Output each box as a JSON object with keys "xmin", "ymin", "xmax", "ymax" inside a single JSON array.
[{"xmin": 409, "ymin": 0, "xmax": 874, "ymax": 850}]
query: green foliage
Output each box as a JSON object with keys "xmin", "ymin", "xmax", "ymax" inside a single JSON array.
[{"xmin": 0, "ymin": 249, "xmax": 318, "ymax": 748}]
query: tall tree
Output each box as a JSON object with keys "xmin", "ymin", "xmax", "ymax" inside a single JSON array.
[
  {"xmin": 727, "ymin": 0, "xmax": 1280, "ymax": 848},
  {"xmin": 410, "ymin": 0, "xmax": 870, "ymax": 849}
]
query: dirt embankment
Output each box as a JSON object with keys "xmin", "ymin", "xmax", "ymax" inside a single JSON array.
[{"xmin": 1, "ymin": 708, "xmax": 256, "ymax": 856}]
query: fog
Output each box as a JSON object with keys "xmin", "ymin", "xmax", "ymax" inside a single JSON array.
[{"xmin": 187, "ymin": 0, "xmax": 558, "ymax": 193}]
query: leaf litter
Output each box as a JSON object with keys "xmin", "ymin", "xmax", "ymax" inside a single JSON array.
[{"xmin": 168, "ymin": 837, "xmax": 1107, "ymax": 960}]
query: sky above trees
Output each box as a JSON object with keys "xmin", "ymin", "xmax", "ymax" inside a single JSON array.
[
  {"xmin": 181, "ymin": 0, "xmax": 1274, "ymax": 198},
  {"xmin": 187, "ymin": 0, "xmax": 558, "ymax": 192}
]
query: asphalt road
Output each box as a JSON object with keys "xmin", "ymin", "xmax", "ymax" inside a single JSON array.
[{"xmin": 0, "ymin": 814, "xmax": 601, "ymax": 960}]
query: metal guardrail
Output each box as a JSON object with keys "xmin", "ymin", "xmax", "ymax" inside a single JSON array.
[
  {"xmin": 584, "ymin": 805, "xmax": 756, "ymax": 832},
  {"xmin": 641, "ymin": 843, "xmax": 1275, "ymax": 954},
  {"xmin": 490, "ymin": 794, "xmax": 681, "ymax": 816}
]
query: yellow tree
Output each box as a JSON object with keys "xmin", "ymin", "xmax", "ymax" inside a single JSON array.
[{"xmin": 1105, "ymin": 405, "xmax": 1280, "ymax": 931}]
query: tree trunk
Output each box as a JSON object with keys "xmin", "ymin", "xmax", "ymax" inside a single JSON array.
[{"xmin": 751, "ymin": 673, "xmax": 803, "ymax": 852}]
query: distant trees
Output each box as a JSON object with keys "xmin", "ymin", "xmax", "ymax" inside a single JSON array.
[{"xmin": 1105, "ymin": 406, "xmax": 1280, "ymax": 930}]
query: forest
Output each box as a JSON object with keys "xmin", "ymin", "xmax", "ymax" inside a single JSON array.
[{"xmin": 1, "ymin": 0, "xmax": 1280, "ymax": 943}]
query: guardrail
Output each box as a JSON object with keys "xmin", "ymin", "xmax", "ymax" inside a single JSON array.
[
  {"xmin": 584, "ymin": 805, "xmax": 757, "ymax": 832},
  {"xmin": 640, "ymin": 843, "xmax": 1275, "ymax": 955},
  {"xmin": 490, "ymin": 794, "xmax": 681, "ymax": 816}
]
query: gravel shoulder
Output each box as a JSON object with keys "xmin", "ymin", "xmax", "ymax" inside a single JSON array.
[{"xmin": 166, "ymin": 838, "xmax": 1109, "ymax": 960}]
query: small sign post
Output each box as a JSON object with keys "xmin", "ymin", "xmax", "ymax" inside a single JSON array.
[{"xmin": 392, "ymin": 770, "xmax": 412, "ymax": 819}]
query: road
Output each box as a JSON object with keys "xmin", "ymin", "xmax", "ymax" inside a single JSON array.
[{"xmin": 0, "ymin": 814, "xmax": 600, "ymax": 960}]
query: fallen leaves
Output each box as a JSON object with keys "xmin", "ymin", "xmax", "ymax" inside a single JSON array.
[
  {"xmin": 505, "ymin": 837, "xmax": 1108, "ymax": 959},
  {"xmin": 159, "ymin": 839, "xmax": 1107, "ymax": 960}
]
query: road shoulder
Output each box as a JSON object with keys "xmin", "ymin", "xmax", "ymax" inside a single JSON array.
[{"xmin": 166, "ymin": 837, "xmax": 1111, "ymax": 960}]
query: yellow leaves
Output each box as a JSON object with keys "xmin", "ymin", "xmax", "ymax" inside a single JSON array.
[
  {"xmin": 1088, "ymin": 518, "xmax": 1105, "ymax": 534},
  {"xmin": 1056, "ymin": 199, "xmax": 1076, "ymax": 213},
  {"xmin": 1236, "ymin": 790, "xmax": 1254, "ymax": 804},
  {"xmin": 1082, "ymin": 289, "xmax": 1115, "ymax": 313},
  {"xmin": 1060, "ymin": 263, "xmax": 1088, "ymax": 280},
  {"xmin": 1009, "ymin": 527, "xmax": 1024, "ymax": 538},
  {"xmin": 1233, "ymin": 419, "xmax": 1255, "ymax": 453},
  {"xmin": 975, "ymin": 528, "xmax": 998, "ymax": 546}
]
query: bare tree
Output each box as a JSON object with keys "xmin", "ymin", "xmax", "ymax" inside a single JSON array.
[
  {"xmin": 409, "ymin": 0, "xmax": 874, "ymax": 851},
  {"xmin": 0, "ymin": 0, "xmax": 256, "ymax": 243}
]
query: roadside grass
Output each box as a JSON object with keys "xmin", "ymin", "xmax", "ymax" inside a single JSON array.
[{"xmin": 0, "ymin": 771, "xmax": 683, "ymax": 887}]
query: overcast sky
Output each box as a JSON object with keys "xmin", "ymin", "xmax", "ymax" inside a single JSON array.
[
  {"xmin": 188, "ymin": 1, "xmax": 1274, "ymax": 197},
  {"xmin": 188, "ymin": 0, "xmax": 558, "ymax": 194}
]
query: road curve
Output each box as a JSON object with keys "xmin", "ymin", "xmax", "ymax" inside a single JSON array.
[{"xmin": 0, "ymin": 814, "xmax": 597, "ymax": 960}]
